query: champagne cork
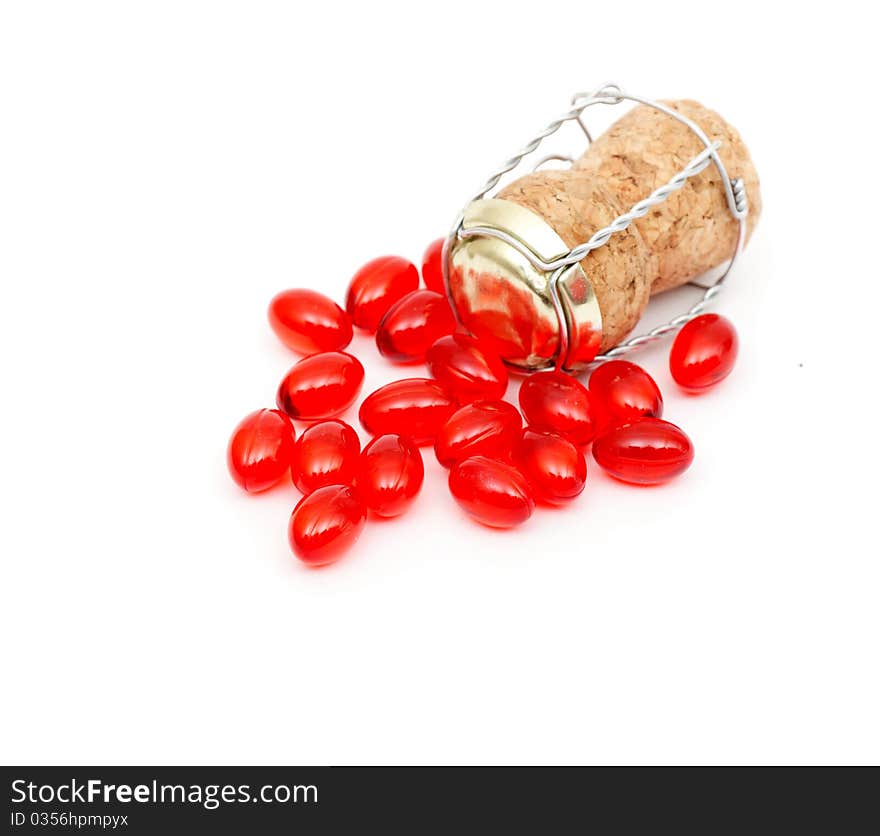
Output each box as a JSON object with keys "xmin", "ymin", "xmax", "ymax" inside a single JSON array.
[{"xmin": 496, "ymin": 99, "xmax": 761, "ymax": 351}]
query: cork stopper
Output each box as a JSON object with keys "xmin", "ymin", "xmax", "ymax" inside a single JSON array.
[{"xmin": 496, "ymin": 99, "xmax": 761, "ymax": 351}]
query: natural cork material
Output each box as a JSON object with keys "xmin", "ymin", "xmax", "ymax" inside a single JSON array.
[{"xmin": 498, "ymin": 99, "xmax": 761, "ymax": 350}]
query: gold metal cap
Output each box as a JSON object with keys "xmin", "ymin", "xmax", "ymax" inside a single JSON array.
[{"xmin": 444, "ymin": 199, "xmax": 602, "ymax": 373}]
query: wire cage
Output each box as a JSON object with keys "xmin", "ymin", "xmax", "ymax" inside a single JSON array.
[{"xmin": 442, "ymin": 82, "xmax": 749, "ymax": 370}]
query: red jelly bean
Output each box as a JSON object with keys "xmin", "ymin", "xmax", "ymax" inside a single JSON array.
[
  {"xmin": 357, "ymin": 434, "xmax": 424, "ymax": 517},
  {"xmin": 421, "ymin": 237, "xmax": 445, "ymax": 293},
  {"xmin": 589, "ymin": 360, "xmax": 663, "ymax": 426},
  {"xmin": 359, "ymin": 378, "xmax": 456, "ymax": 445},
  {"xmin": 376, "ymin": 289, "xmax": 456, "ymax": 363},
  {"xmin": 288, "ymin": 484, "xmax": 367, "ymax": 567},
  {"xmin": 513, "ymin": 428, "xmax": 587, "ymax": 505},
  {"xmin": 518, "ymin": 370, "xmax": 601, "ymax": 446},
  {"xmin": 592, "ymin": 418, "xmax": 694, "ymax": 485},
  {"xmin": 434, "ymin": 400, "xmax": 522, "ymax": 468},
  {"xmin": 267, "ymin": 288, "xmax": 352, "ymax": 354},
  {"xmin": 345, "ymin": 256, "xmax": 419, "ymax": 333},
  {"xmin": 426, "ymin": 333, "xmax": 508, "ymax": 404},
  {"xmin": 227, "ymin": 408, "xmax": 296, "ymax": 493},
  {"xmin": 669, "ymin": 314, "xmax": 739, "ymax": 391},
  {"xmin": 276, "ymin": 351, "xmax": 364, "ymax": 420},
  {"xmin": 448, "ymin": 456, "xmax": 534, "ymax": 529},
  {"xmin": 291, "ymin": 420, "xmax": 361, "ymax": 494}
]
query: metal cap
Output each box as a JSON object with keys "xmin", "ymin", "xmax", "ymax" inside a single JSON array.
[{"xmin": 444, "ymin": 199, "xmax": 603, "ymax": 372}]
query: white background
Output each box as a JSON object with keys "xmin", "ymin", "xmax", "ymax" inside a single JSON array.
[{"xmin": 1, "ymin": 1, "xmax": 878, "ymax": 765}]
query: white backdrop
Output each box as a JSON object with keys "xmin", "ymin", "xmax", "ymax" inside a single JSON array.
[{"xmin": 1, "ymin": 0, "xmax": 877, "ymax": 765}]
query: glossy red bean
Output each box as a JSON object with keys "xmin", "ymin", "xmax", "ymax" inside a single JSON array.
[
  {"xmin": 518, "ymin": 370, "xmax": 601, "ymax": 446},
  {"xmin": 267, "ymin": 288, "xmax": 352, "ymax": 354},
  {"xmin": 227, "ymin": 408, "xmax": 296, "ymax": 493},
  {"xmin": 513, "ymin": 429, "xmax": 587, "ymax": 505},
  {"xmin": 357, "ymin": 434, "xmax": 424, "ymax": 517},
  {"xmin": 359, "ymin": 378, "xmax": 456, "ymax": 445},
  {"xmin": 421, "ymin": 237, "xmax": 445, "ymax": 293},
  {"xmin": 426, "ymin": 333, "xmax": 508, "ymax": 404},
  {"xmin": 592, "ymin": 418, "xmax": 694, "ymax": 485},
  {"xmin": 291, "ymin": 420, "xmax": 361, "ymax": 494},
  {"xmin": 434, "ymin": 401, "xmax": 522, "ymax": 468},
  {"xmin": 345, "ymin": 256, "xmax": 420, "ymax": 333},
  {"xmin": 448, "ymin": 456, "xmax": 534, "ymax": 529},
  {"xmin": 376, "ymin": 289, "xmax": 456, "ymax": 363},
  {"xmin": 276, "ymin": 351, "xmax": 364, "ymax": 420},
  {"xmin": 589, "ymin": 360, "xmax": 663, "ymax": 426},
  {"xmin": 288, "ymin": 485, "xmax": 367, "ymax": 566},
  {"xmin": 669, "ymin": 314, "xmax": 739, "ymax": 391}
]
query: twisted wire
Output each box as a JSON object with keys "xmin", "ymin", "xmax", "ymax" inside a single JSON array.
[
  {"xmin": 471, "ymin": 84, "xmax": 622, "ymax": 204},
  {"xmin": 591, "ymin": 284, "xmax": 724, "ymax": 363},
  {"xmin": 459, "ymin": 144, "xmax": 719, "ymax": 274},
  {"xmin": 545, "ymin": 143, "xmax": 718, "ymax": 270},
  {"xmin": 732, "ymin": 177, "xmax": 747, "ymax": 214}
]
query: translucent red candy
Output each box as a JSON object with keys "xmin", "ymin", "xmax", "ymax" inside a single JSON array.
[
  {"xmin": 268, "ymin": 288, "xmax": 352, "ymax": 354},
  {"xmin": 589, "ymin": 360, "xmax": 663, "ymax": 427},
  {"xmin": 276, "ymin": 351, "xmax": 364, "ymax": 420},
  {"xmin": 376, "ymin": 289, "xmax": 456, "ymax": 363},
  {"xmin": 359, "ymin": 378, "xmax": 456, "ymax": 445},
  {"xmin": 421, "ymin": 237, "xmax": 445, "ymax": 293},
  {"xmin": 291, "ymin": 420, "xmax": 361, "ymax": 494},
  {"xmin": 670, "ymin": 314, "xmax": 739, "ymax": 391},
  {"xmin": 288, "ymin": 484, "xmax": 367, "ymax": 567},
  {"xmin": 345, "ymin": 256, "xmax": 420, "ymax": 333},
  {"xmin": 227, "ymin": 408, "xmax": 296, "ymax": 493},
  {"xmin": 357, "ymin": 434, "xmax": 424, "ymax": 517},
  {"xmin": 518, "ymin": 370, "xmax": 602, "ymax": 446},
  {"xmin": 448, "ymin": 456, "xmax": 534, "ymax": 529},
  {"xmin": 426, "ymin": 333, "xmax": 508, "ymax": 404},
  {"xmin": 234, "ymin": 237, "xmax": 727, "ymax": 560},
  {"xmin": 434, "ymin": 400, "xmax": 522, "ymax": 468},
  {"xmin": 513, "ymin": 429, "xmax": 587, "ymax": 505},
  {"xmin": 592, "ymin": 418, "xmax": 694, "ymax": 485}
]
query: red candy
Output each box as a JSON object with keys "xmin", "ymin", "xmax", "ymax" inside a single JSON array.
[
  {"xmin": 357, "ymin": 434, "xmax": 424, "ymax": 517},
  {"xmin": 670, "ymin": 314, "xmax": 739, "ymax": 391},
  {"xmin": 268, "ymin": 289, "xmax": 352, "ymax": 354},
  {"xmin": 421, "ymin": 237, "xmax": 446, "ymax": 293},
  {"xmin": 426, "ymin": 333, "xmax": 508, "ymax": 404},
  {"xmin": 291, "ymin": 420, "xmax": 361, "ymax": 494},
  {"xmin": 227, "ymin": 408, "xmax": 296, "ymax": 493},
  {"xmin": 518, "ymin": 370, "xmax": 601, "ymax": 446},
  {"xmin": 376, "ymin": 289, "xmax": 456, "ymax": 363},
  {"xmin": 589, "ymin": 360, "xmax": 663, "ymax": 427},
  {"xmin": 232, "ymin": 234, "xmax": 737, "ymax": 560},
  {"xmin": 592, "ymin": 418, "xmax": 694, "ymax": 485},
  {"xmin": 288, "ymin": 485, "xmax": 367, "ymax": 566},
  {"xmin": 513, "ymin": 429, "xmax": 587, "ymax": 505},
  {"xmin": 276, "ymin": 351, "xmax": 364, "ymax": 420},
  {"xmin": 434, "ymin": 400, "xmax": 522, "ymax": 468},
  {"xmin": 448, "ymin": 456, "xmax": 534, "ymax": 529},
  {"xmin": 345, "ymin": 256, "xmax": 419, "ymax": 333},
  {"xmin": 359, "ymin": 378, "xmax": 456, "ymax": 445}
]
